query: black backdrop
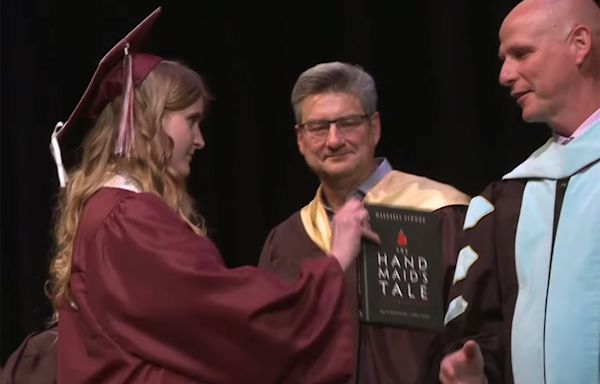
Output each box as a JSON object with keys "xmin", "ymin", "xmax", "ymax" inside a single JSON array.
[{"xmin": 0, "ymin": 0, "xmax": 549, "ymax": 363}]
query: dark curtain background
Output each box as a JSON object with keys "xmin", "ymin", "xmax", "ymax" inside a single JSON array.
[{"xmin": 0, "ymin": 0, "xmax": 549, "ymax": 363}]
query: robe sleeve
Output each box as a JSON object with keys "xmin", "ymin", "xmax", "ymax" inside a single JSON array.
[
  {"xmin": 1, "ymin": 328, "xmax": 57, "ymax": 384},
  {"xmin": 259, "ymin": 223, "xmax": 296, "ymax": 278},
  {"xmin": 435, "ymin": 204, "xmax": 468, "ymax": 310},
  {"xmin": 258, "ymin": 214, "xmax": 325, "ymax": 283},
  {"xmin": 411, "ymin": 204, "xmax": 466, "ymax": 384},
  {"xmin": 79, "ymin": 193, "xmax": 353, "ymax": 383},
  {"xmin": 442, "ymin": 183, "xmax": 507, "ymax": 383}
]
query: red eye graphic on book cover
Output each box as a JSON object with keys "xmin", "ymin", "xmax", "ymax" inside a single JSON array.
[{"xmin": 396, "ymin": 230, "xmax": 408, "ymax": 248}]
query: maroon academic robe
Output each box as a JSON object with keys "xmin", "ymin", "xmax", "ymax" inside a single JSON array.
[
  {"xmin": 58, "ymin": 188, "xmax": 354, "ymax": 383},
  {"xmin": 259, "ymin": 206, "xmax": 466, "ymax": 384},
  {"xmin": 2, "ymin": 327, "xmax": 57, "ymax": 384}
]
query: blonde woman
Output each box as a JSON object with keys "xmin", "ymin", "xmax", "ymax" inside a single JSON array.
[{"xmin": 46, "ymin": 8, "xmax": 378, "ymax": 384}]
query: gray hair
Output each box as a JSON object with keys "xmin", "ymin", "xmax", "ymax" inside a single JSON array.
[{"xmin": 291, "ymin": 62, "xmax": 378, "ymax": 123}]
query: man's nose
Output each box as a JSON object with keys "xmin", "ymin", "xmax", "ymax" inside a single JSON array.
[
  {"xmin": 498, "ymin": 59, "xmax": 517, "ymax": 88},
  {"xmin": 325, "ymin": 124, "xmax": 345, "ymax": 147}
]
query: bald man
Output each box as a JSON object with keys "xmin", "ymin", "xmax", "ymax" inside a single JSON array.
[{"xmin": 439, "ymin": 0, "xmax": 600, "ymax": 383}]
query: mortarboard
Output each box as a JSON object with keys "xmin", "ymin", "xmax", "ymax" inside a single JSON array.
[{"xmin": 50, "ymin": 7, "xmax": 164, "ymax": 187}]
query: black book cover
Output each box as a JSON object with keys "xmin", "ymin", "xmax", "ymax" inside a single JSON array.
[{"xmin": 358, "ymin": 204, "xmax": 443, "ymax": 331}]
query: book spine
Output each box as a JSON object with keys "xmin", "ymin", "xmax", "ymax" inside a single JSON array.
[{"xmin": 357, "ymin": 242, "xmax": 369, "ymax": 322}]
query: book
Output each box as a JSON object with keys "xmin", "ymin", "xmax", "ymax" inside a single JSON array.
[{"xmin": 357, "ymin": 204, "xmax": 443, "ymax": 331}]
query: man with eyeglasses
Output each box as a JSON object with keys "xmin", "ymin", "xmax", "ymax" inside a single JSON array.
[{"xmin": 259, "ymin": 61, "xmax": 470, "ymax": 384}]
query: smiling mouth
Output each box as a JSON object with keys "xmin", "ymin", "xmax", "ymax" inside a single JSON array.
[
  {"xmin": 511, "ymin": 91, "xmax": 530, "ymax": 103},
  {"xmin": 324, "ymin": 153, "xmax": 350, "ymax": 159}
]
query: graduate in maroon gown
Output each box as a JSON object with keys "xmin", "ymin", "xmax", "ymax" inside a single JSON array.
[{"xmin": 41, "ymin": 7, "xmax": 380, "ymax": 384}]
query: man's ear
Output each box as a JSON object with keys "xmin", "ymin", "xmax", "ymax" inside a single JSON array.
[
  {"xmin": 369, "ymin": 111, "xmax": 382, "ymax": 146},
  {"xmin": 570, "ymin": 24, "xmax": 592, "ymax": 65},
  {"xmin": 296, "ymin": 128, "xmax": 306, "ymax": 155}
]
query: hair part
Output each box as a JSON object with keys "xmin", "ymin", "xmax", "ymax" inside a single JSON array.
[{"xmin": 291, "ymin": 62, "xmax": 378, "ymax": 123}]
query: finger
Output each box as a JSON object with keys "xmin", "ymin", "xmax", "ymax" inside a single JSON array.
[
  {"xmin": 463, "ymin": 340, "xmax": 481, "ymax": 360},
  {"xmin": 463, "ymin": 340, "xmax": 477, "ymax": 359},
  {"xmin": 439, "ymin": 363, "xmax": 454, "ymax": 383},
  {"xmin": 361, "ymin": 227, "xmax": 381, "ymax": 244},
  {"xmin": 344, "ymin": 197, "xmax": 362, "ymax": 210},
  {"xmin": 358, "ymin": 209, "xmax": 369, "ymax": 223},
  {"xmin": 347, "ymin": 196, "xmax": 362, "ymax": 203},
  {"xmin": 441, "ymin": 351, "xmax": 460, "ymax": 377},
  {"xmin": 439, "ymin": 371, "xmax": 448, "ymax": 384}
]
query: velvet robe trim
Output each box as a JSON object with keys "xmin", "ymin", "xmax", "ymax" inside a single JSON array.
[{"xmin": 300, "ymin": 170, "xmax": 469, "ymax": 253}]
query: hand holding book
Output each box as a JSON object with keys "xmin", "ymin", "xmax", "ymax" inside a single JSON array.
[{"xmin": 330, "ymin": 199, "xmax": 381, "ymax": 271}]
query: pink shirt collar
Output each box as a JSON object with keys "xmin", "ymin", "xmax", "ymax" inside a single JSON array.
[{"xmin": 555, "ymin": 106, "xmax": 600, "ymax": 145}]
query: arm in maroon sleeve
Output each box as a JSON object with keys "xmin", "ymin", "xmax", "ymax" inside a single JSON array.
[{"xmin": 76, "ymin": 193, "xmax": 353, "ymax": 383}]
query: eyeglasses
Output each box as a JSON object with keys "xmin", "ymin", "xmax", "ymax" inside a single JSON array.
[{"xmin": 296, "ymin": 113, "xmax": 372, "ymax": 140}]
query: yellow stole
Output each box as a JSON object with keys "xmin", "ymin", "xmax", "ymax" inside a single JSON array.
[{"xmin": 300, "ymin": 170, "xmax": 469, "ymax": 253}]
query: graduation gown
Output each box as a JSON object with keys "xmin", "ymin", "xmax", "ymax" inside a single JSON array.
[
  {"xmin": 259, "ymin": 171, "xmax": 469, "ymax": 384},
  {"xmin": 58, "ymin": 187, "xmax": 354, "ymax": 384},
  {"xmin": 443, "ymin": 119, "xmax": 600, "ymax": 383},
  {"xmin": 1, "ymin": 327, "xmax": 57, "ymax": 384}
]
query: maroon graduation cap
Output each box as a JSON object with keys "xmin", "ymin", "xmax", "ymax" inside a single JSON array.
[{"xmin": 50, "ymin": 7, "xmax": 163, "ymax": 187}]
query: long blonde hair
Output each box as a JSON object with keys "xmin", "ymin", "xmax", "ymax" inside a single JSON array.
[{"xmin": 47, "ymin": 60, "xmax": 211, "ymax": 320}]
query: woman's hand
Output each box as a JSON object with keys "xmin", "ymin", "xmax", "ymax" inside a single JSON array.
[{"xmin": 329, "ymin": 198, "xmax": 380, "ymax": 271}]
